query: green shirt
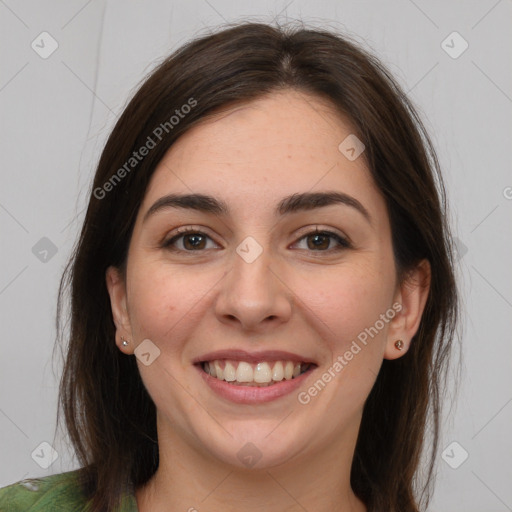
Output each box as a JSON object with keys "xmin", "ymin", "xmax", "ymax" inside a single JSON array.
[{"xmin": 0, "ymin": 469, "xmax": 139, "ymax": 511}]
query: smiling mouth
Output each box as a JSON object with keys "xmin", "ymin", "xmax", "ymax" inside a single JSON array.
[{"xmin": 199, "ymin": 359, "xmax": 316, "ymax": 387}]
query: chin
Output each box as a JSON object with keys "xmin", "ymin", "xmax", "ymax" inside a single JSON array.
[{"xmin": 196, "ymin": 423, "xmax": 310, "ymax": 471}]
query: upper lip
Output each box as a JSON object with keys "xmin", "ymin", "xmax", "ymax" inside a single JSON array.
[{"xmin": 193, "ymin": 349, "xmax": 317, "ymax": 365}]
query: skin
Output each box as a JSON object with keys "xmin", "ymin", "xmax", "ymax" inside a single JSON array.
[{"xmin": 106, "ymin": 89, "xmax": 430, "ymax": 512}]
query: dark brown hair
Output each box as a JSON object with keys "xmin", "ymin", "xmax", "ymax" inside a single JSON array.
[{"xmin": 55, "ymin": 20, "xmax": 459, "ymax": 512}]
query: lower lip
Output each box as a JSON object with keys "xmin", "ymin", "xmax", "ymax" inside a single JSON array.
[{"xmin": 195, "ymin": 364, "xmax": 316, "ymax": 404}]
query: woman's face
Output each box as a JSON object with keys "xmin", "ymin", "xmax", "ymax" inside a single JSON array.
[{"xmin": 107, "ymin": 90, "xmax": 428, "ymax": 470}]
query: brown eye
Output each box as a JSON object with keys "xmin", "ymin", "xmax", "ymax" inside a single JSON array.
[
  {"xmin": 181, "ymin": 233, "xmax": 207, "ymax": 250},
  {"xmin": 162, "ymin": 227, "xmax": 351, "ymax": 254},
  {"xmin": 307, "ymin": 233, "xmax": 330, "ymax": 250},
  {"xmin": 295, "ymin": 230, "xmax": 351, "ymax": 252},
  {"xmin": 163, "ymin": 229, "xmax": 217, "ymax": 252}
]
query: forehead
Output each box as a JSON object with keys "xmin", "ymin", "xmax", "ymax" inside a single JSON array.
[{"xmin": 140, "ymin": 90, "xmax": 384, "ymax": 221}]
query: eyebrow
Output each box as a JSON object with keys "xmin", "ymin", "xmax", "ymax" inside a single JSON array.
[{"xmin": 143, "ymin": 191, "xmax": 372, "ymax": 225}]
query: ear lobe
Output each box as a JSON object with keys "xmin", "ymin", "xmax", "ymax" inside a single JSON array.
[
  {"xmin": 105, "ymin": 265, "xmax": 133, "ymax": 351},
  {"xmin": 384, "ymin": 259, "xmax": 431, "ymax": 360}
]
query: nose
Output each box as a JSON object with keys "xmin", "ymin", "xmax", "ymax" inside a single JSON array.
[{"xmin": 214, "ymin": 243, "xmax": 293, "ymax": 333}]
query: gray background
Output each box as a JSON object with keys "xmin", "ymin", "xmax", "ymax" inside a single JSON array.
[{"xmin": 1, "ymin": 1, "xmax": 511, "ymax": 510}]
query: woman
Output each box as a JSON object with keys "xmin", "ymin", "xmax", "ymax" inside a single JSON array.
[{"xmin": 0, "ymin": 21, "xmax": 458, "ymax": 512}]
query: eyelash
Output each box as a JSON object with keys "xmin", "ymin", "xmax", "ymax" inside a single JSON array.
[{"xmin": 161, "ymin": 226, "xmax": 352, "ymax": 254}]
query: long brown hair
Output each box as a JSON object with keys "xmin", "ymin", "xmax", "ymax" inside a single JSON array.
[{"xmin": 55, "ymin": 21, "xmax": 459, "ymax": 512}]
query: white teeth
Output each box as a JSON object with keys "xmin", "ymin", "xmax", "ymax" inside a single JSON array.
[
  {"xmin": 213, "ymin": 361, "xmax": 224, "ymax": 380},
  {"xmin": 209, "ymin": 362, "xmax": 217, "ymax": 378},
  {"xmin": 223, "ymin": 361, "xmax": 236, "ymax": 382},
  {"xmin": 284, "ymin": 361, "xmax": 294, "ymax": 380},
  {"xmin": 272, "ymin": 361, "xmax": 284, "ymax": 381},
  {"xmin": 236, "ymin": 362, "xmax": 253, "ymax": 382},
  {"xmin": 254, "ymin": 362, "xmax": 272, "ymax": 383},
  {"xmin": 202, "ymin": 359, "xmax": 312, "ymax": 385}
]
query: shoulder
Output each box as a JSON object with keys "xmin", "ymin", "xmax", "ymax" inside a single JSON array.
[{"xmin": 0, "ymin": 468, "xmax": 89, "ymax": 511}]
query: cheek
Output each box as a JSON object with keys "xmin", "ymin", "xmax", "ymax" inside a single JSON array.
[
  {"xmin": 296, "ymin": 258, "xmax": 395, "ymax": 350},
  {"xmin": 128, "ymin": 272, "xmax": 176, "ymax": 335},
  {"xmin": 290, "ymin": 261, "xmax": 396, "ymax": 427},
  {"xmin": 126, "ymin": 258, "xmax": 221, "ymax": 345}
]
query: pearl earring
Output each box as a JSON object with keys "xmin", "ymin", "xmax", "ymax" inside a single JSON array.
[{"xmin": 394, "ymin": 339, "xmax": 404, "ymax": 350}]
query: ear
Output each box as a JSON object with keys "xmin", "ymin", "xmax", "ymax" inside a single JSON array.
[
  {"xmin": 384, "ymin": 259, "xmax": 431, "ymax": 360},
  {"xmin": 105, "ymin": 265, "xmax": 134, "ymax": 354}
]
